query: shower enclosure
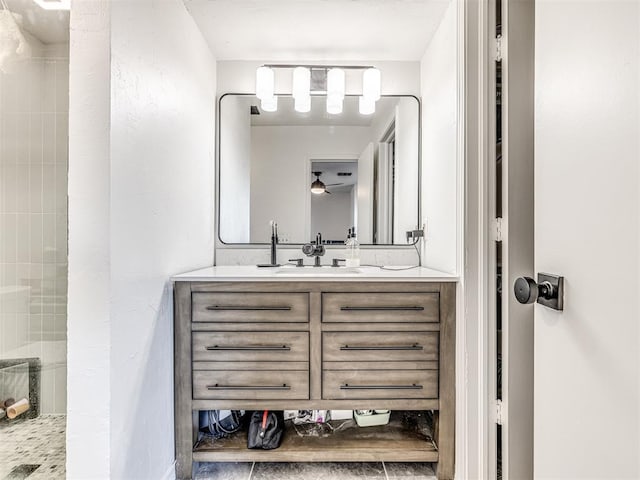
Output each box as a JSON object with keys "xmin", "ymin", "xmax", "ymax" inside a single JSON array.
[{"xmin": 0, "ymin": 1, "xmax": 69, "ymax": 478}]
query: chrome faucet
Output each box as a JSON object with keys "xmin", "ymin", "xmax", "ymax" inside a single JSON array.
[{"xmin": 302, "ymin": 232, "xmax": 325, "ymax": 267}]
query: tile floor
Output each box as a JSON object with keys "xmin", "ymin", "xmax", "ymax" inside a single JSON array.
[
  {"xmin": 0, "ymin": 415, "xmax": 66, "ymax": 480},
  {"xmin": 195, "ymin": 461, "xmax": 436, "ymax": 479}
]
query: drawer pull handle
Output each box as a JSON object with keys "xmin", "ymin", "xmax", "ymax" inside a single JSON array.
[
  {"xmin": 205, "ymin": 345, "xmax": 291, "ymax": 351},
  {"xmin": 340, "ymin": 383, "xmax": 423, "ymax": 390},
  {"xmin": 206, "ymin": 305, "xmax": 292, "ymax": 311},
  {"xmin": 340, "ymin": 344, "xmax": 423, "ymax": 351},
  {"xmin": 340, "ymin": 306, "xmax": 424, "ymax": 311},
  {"xmin": 207, "ymin": 384, "xmax": 291, "ymax": 391}
]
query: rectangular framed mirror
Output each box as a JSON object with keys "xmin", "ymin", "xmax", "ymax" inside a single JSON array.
[{"xmin": 218, "ymin": 94, "xmax": 420, "ymax": 245}]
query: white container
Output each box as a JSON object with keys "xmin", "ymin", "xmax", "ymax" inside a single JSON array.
[
  {"xmin": 330, "ymin": 410, "xmax": 353, "ymax": 420},
  {"xmin": 354, "ymin": 410, "xmax": 391, "ymax": 427}
]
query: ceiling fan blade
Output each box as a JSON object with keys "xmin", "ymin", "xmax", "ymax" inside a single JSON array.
[
  {"xmin": 325, "ymin": 190, "xmax": 332, "ymax": 194},
  {"xmin": 326, "ymin": 183, "xmax": 343, "ymax": 186}
]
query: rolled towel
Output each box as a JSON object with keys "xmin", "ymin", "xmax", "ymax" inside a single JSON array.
[
  {"xmin": 0, "ymin": 407, "xmax": 5, "ymax": 420},
  {"xmin": 7, "ymin": 398, "xmax": 29, "ymax": 419},
  {"xmin": 3, "ymin": 398, "xmax": 15, "ymax": 408}
]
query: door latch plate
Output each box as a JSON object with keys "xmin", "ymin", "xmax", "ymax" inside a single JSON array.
[{"xmin": 537, "ymin": 273, "xmax": 564, "ymax": 311}]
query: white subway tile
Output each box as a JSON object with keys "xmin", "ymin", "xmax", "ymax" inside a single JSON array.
[
  {"xmin": 29, "ymin": 112, "xmax": 44, "ymax": 164},
  {"xmin": 1, "ymin": 214, "xmax": 17, "ymax": 263},
  {"xmin": 42, "ymin": 113, "xmax": 56, "ymax": 164},
  {"xmin": 42, "ymin": 164, "xmax": 56, "ymax": 213},
  {"xmin": 15, "ymin": 214, "xmax": 30, "ymax": 263},
  {"xmin": 15, "ymin": 165, "xmax": 30, "ymax": 213},
  {"xmin": 43, "ymin": 213, "xmax": 56, "ymax": 264},
  {"xmin": 29, "ymin": 214, "xmax": 43, "ymax": 263},
  {"xmin": 29, "ymin": 163, "xmax": 43, "ymax": 213}
]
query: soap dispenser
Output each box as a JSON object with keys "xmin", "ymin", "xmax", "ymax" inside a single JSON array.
[{"xmin": 346, "ymin": 226, "xmax": 360, "ymax": 267}]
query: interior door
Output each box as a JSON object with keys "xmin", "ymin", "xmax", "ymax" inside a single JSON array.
[
  {"xmin": 496, "ymin": 0, "xmax": 535, "ymax": 478},
  {"xmin": 357, "ymin": 143, "xmax": 374, "ymax": 244},
  {"xmin": 376, "ymin": 142, "xmax": 393, "ymax": 244},
  {"xmin": 532, "ymin": 2, "xmax": 640, "ymax": 478}
]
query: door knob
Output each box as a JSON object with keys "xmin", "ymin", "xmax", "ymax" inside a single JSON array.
[{"xmin": 514, "ymin": 273, "xmax": 564, "ymax": 311}]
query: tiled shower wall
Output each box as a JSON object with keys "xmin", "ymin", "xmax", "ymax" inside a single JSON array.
[{"xmin": 0, "ymin": 43, "xmax": 69, "ymax": 414}]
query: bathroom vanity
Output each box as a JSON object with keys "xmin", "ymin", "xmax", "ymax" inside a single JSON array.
[{"xmin": 173, "ymin": 266, "xmax": 456, "ymax": 480}]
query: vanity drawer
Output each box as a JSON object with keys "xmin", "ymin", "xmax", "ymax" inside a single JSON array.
[
  {"xmin": 193, "ymin": 370, "xmax": 309, "ymax": 400},
  {"xmin": 192, "ymin": 331, "xmax": 309, "ymax": 362},
  {"xmin": 322, "ymin": 370, "xmax": 438, "ymax": 400},
  {"xmin": 322, "ymin": 293, "xmax": 439, "ymax": 323},
  {"xmin": 192, "ymin": 292, "xmax": 309, "ymax": 323},
  {"xmin": 322, "ymin": 331, "xmax": 438, "ymax": 362}
]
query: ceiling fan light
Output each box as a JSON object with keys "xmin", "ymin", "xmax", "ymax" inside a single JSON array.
[
  {"xmin": 326, "ymin": 94, "xmax": 343, "ymax": 115},
  {"xmin": 362, "ymin": 67, "xmax": 381, "ymax": 101},
  {"xmin": 359, "ymin": 95, "xmax": 375, "ymax": 115},
  {"xmin": 311, "ymin": 179, "xmax": 326, "ymax": 194},
  {"xmin": 327, "ymin": 68, "xmax": 345, "ymax": 99},
  {"xmin": 292, "ymin": 67, "xmax": 311, "ymax": 100},
  {"xmin": 261, "ymin": 95, "xmax": 278, "ymax": 112},
  {"xmin": 256, "ymin": 66, "xmax": 274, "ymax": 100},
  {"xmin": 295, "ymin": 95, "xmax": 311, "ymax": 113}
]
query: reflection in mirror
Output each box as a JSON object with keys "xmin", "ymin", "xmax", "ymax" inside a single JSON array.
[
  {"xmin": 218, "ymin": 95, "xmax": 419, "ymax": 245},
  {"xmin": 310, "ymin": 161, "xmax": 356, "ymax": 243}
]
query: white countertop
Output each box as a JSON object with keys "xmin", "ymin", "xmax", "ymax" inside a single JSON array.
[{"xmin": 172, "ymin": 265, "xmax": 458, "ymax": 282}]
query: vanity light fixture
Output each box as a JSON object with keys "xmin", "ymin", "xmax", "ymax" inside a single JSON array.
[
  {"xmin": 326, "ymin": 94, "xmax": 343, "ymax": 115},
  {"xmin": 326, "ymin": 68, "xmax": 346, "ymax": 115},
  {"xmin": 295, "ymin": 95, "xmax": 311, "ymax": 113},
  {"xmin": 254, "ymin": 65, "xmax": 381, "ymax": 115},
  {"xmin": 362, "ymin": 67, "xmax": 381, "ymax": 101},
  {"xmin": 293, "ymin": 66, "xmax": 311, "ymax": 113},
  {"xmin": 292, "ymin": 67, "xmax": 310, "ymax": 98},
  {"xmin": 256, "ymin": 66, "xmax": 275, "ymax": 101},
  {"xmin": 261, "ymin": 95, "xmax": 278, "ymax": 113},
  {"xmin": 359, "ymin": 96, "xmax": 375, "ymax": 115}
]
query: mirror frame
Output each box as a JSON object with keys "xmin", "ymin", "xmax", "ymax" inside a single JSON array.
[{"xmin": 216, "ymin": 93, "xmax": 422, "ymax": 247}]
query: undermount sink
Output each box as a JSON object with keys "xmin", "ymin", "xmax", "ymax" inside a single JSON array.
[{"xmin": 274, "ymin": 266, "xmax": 362, "ymax": 275}]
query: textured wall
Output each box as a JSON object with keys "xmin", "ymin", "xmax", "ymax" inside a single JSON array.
[{"xmin": 109, "ymin": 0, "xmax": 216, "ymax": 478}]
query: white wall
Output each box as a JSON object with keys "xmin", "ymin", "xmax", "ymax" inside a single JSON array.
[
  {"xmin": 69, "ymin": 0, "xmax": 216, "ymax": 478},
  {"xmin": 250, "ymin": 125, "xmax": 370, "ymax": 243},
  {"xmin": 393, "ymin": 97, "xmax": 421, "ymax": 242},
  {"xmin": 310, "ymin": 190, "xmax": 353, "ymax": 242},
  {"xmin": 109, "ymin": 1, "xmax": 216, "ymax": 479},
  {"xmin": 420, "ymin": 2, "xmax": 458, "ymax": 274},
  {"xmin": 219, "ymin": 95, "xmax": 251, "ymax": 242},
  {"xmin": 68, "ymin": 0, "xmax": 111, "ymax": 477}
]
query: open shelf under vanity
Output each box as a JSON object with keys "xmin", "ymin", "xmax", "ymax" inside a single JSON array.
[{"xmin": 193, "ymin": 411, "xmax": 438, "ymax": 463}]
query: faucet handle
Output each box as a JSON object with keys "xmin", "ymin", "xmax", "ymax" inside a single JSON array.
[
  {"xmin": 332, "ymin": 258, "xmax": 346, "ymax": 267},
  {"xmin": 288, "ymin": 258, "xmax": 304, "ymax": 267}
]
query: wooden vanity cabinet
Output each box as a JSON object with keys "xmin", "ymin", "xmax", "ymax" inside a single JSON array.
[{"xmin": 174, "ymin": 281, "xmax": 455, "ymax": 480}]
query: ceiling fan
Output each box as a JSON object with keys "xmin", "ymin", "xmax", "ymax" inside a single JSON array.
[{"xmin": 310, "ymin": 171, "xmax": 343, "ymax": 195}]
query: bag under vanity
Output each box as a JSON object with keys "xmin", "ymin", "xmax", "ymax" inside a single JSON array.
[
  {"xmin": 199, "ymin": 410, "xmax": 245, "ymax": 439},
  {"xmin": 247, "ymin": 410, "xmax": 285, "ymax": 450}
]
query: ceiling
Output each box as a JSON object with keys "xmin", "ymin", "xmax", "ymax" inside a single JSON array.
[
  {"xmin": 183, "ymin": 0, "xmax": 451, "ymax": 61},
  {"xmin": 3, "ymin": 0, "xmax": 69, "ymax": 44}
]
